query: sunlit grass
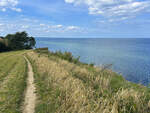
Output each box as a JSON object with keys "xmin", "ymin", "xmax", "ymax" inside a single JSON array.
[{"xmin": 27, "ymin": 50, "xmax": 150, "ymax": 113}]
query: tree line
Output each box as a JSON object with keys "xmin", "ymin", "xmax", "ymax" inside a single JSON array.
[{"xmin": 0, "ymin": 31, "xmax": 36, "ymax": 52}]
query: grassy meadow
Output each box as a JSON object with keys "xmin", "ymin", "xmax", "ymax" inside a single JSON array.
[
  {"xmin": 0, "ymin": 51, "xmax": 27, "ymax": 113},
  {"xmin": 26, "ymin": 49, "xmax": 150, "ymax": 113},
  {"xmin": 1, "ymin": 49, "xmax": 150, "ymax": 113}
]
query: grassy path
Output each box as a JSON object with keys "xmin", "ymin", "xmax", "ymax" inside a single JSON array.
[
  {"xmin": 1, "ymin": 50, "xmax": 150, "ymax": 112},
  {"xmin": 23, "ymin": 57, "xmax": 36, "ymax": 113}
]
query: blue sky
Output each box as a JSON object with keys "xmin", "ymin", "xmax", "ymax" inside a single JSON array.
[{"xmin": 0, "ymin": 0, "xmax": 150, "ymax": 38}]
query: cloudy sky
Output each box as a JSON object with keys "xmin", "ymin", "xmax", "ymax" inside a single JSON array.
[{"xmin": 0, "ymin": 0, "xmax": 150, "ymax": 38}]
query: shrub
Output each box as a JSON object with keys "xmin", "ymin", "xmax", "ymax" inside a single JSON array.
[{"xmin": 35, "ymin": 48, "xmax": 81, "ymax": 64}]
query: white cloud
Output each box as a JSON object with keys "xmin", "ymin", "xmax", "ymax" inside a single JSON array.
[
  {"xmin": 0, "ymin": 23, "xmax": 4, "ymax": 26},
  {"xmin": 65, "ymin": 0, "xmax": 75, "ymax": 3},
  {"xmin": 0, "ymin": 17, "xmax": 82, "ymax": 36},
  {"xmin": 11, "ymin": 7, "xmax": 22, "ymax": 12},
  {"xmin": 53, "ymin": 24, "xmax": 63, "ymax": 28},
  {"xmin": 48, "ymin": 24, "xmax": 63, "ymax": 29},
  {"xmin": 1, "ymin": 8, "xmax": 6, "ymax": 12},
  {"xmin": 0, "ymin": 0, "xmax": 21, "ymax": 12},
  {"xmin": 0, "ymin": 0, "xmax": 18, "ymax": 7},
  {"xmin": 40, "ymin": 24, "xmax": 46, "ymax": 26},
  {"xmin": 65, "ymin": 0, "xmax": 150, "ymax": 19},
  {"xmin": 39, "ymin": 24, "xmax": 79, "ymax": 32},
  {"xmin": 66, "ymin": 26, "xmax": 79, "ymax": 30},
  {"xmin": 21, "ymin": 25, "xmax": 29, "ymax": 29}
]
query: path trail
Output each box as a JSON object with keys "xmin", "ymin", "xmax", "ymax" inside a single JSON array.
[{"xmin": 23, "ymin": 57, "xmax": 36, "ymax": 113}]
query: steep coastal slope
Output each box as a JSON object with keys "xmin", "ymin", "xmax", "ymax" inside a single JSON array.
[{"xmin": 27, "ymin": 49, "xmax": 150, "ymax": 113}]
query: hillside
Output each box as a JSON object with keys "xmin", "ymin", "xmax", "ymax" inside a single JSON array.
[{"xmin": 0, "ymin": 50, "xmax": 150, "ymax": 113}]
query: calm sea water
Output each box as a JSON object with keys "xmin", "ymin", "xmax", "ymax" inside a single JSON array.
[{"xmin": 36, "ymin": 38, "xmax": 150, "ymax": 86}]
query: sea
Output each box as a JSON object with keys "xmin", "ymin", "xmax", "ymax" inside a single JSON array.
[{"xmin": 36, "ymin": 38, "xmax": 150, "ymax": 86}]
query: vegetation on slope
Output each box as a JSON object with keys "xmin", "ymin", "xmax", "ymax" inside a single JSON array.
[
  {"xmin": 27, "ymin": 49, "xmax": 150, "ymax": 113},
  {"xmin": 35, "ymin": 48, "xmax": 94, "ymax": 66},
  {"xmin": 0, "ymin": 51, "xmax": 28, "ymax": 113}
]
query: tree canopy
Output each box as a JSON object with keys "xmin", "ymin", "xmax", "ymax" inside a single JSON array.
[{"xmin": 0, "ymin": 31, "xmax": 36, "ymax": 52}]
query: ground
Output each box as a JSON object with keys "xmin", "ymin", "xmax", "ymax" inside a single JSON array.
[{"xmin": 0, "ymin": 50, "xmax": 150, "ymax": 113}]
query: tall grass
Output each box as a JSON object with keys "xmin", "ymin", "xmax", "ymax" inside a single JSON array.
[{"xmin": 27, "ymin": 50, "xmax": 150, "ymax": 113}]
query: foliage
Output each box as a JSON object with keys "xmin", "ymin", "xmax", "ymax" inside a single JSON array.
[
  {"xmin": 0, "ymin": 42, "xmax": 9, "ymax": 52},
  {"xmin": 35, "ymin": 48, "xmax": 94, "ymax": 66},
  {"xmin": 0, "ymin": 38, "xmax": 10, "ymax": 52},
  {"xmin": 0, "ymin": 31, "xmax": 36, "ymax": 52}
]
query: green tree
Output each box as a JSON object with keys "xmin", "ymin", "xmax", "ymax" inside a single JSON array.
[
  {"xmin": 0, "ymin": 39, "xmax": 10, "ymax": 52},
  {"xmin": 5, "ymin": 31, "xmax": 36, "ymax": 50}
]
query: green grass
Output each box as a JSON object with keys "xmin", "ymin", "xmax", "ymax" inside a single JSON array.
[
  {"xmin": 27, "ymin": 49, "xmax": 150, "ymax": 113},
  {"xmin": 0, "ymin": 51, "xmax": 28, "ymax": 113},
  {"xmin": 1, "ymin": 49, "xmax": 150, "ymax": 113}
]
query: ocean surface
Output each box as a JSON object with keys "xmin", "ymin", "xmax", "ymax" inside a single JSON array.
[{"xmin": 36, "ymin": 38, "xmax": 150, "ymax": 86}]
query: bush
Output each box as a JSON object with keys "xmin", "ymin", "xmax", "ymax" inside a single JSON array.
[
  {"xmin": 50, "ymin": 51, "xmax": 80, "ymax": 64},
  {"xmin": 35, "ymin": 48, "xmax": 81, "ymax": 64},
  {"xmin": 0, "ymin": 41, "xmax": 10, "ymax": 52}
]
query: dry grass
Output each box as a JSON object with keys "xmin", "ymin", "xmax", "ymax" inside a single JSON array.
[{"xmin": 27, "ymin": 51, "xmax": 150, "ymax": 113}]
